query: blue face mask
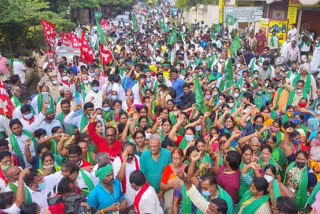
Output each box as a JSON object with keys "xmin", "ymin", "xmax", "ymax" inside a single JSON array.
[
  {"xmin": 89, "ymin": 73, "xmax": 95, "ymax": 76},
  {"xmin": 27, "ymin": 100, "xmax": 31, "ymax": 105},
  {"xmin": 185, "ymin": 134, "xmax": 194, "ymax": 142},
  {"xmin": 38, "ymin": 181, "xmax": 46, "ymax": 191},
  {"xmin": 92, "ymin": 87, "xmax": 99, "ymax": 92},
  {"xmin": 24, "ymin": 112, "xmax": 33, "ymax": 120},
  {"xmin": 201, "ymin": 190, "xmax": 212, "ymax": 197},
  {"xmin": 111, "ymin": 95, "xmax": 118, "ymax": 100},
  {"xmin": 147, "ymin": 77, "xmax": 152, "ymax": 82},
  {"xmin": 293, "ymin": 118, "xmax": 301, "ymax": 125},
  {"xmin": 292, "ymin": 139, "xmax": 300, "ymax": 145},
  {"xmin": 103, "ymin": 107, "xmax": 110, "ymax": 112},
  {"xmin": 195, "ymin": 125, "xmax": 201, "ymax": 132}
]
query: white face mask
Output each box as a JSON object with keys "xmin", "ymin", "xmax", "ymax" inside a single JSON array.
[
  {"xmin": 264, "ymin": 174, "xmax": 274, "ymax": 183},
  {"xmin": 84, "ymin": 80, "xmax": 89, "ymax": 84},
  {"xmin": 145, "ymin": 133, "xmax": 151, "ymax": 139},
  {"xmin": 234, "ymin": 92, "xmax": 240, "ymax": 98},
  {"xmin": 62, "ymin": 76, "xmax": 68, "ymax": 81},
  {"xmin": 296, "ymin": 89, "xmax": 302, "ymax": 93},
  {"xmin": 52, "ymin": 80, "xmax": 58, "ymax": 85},
  {"xmin": 227, "ymin": 103, "xmax": 234, "ymax": 108},
  {"xmin": 242, "ymin": 87, "xmax": 247, "ymax": 92}
]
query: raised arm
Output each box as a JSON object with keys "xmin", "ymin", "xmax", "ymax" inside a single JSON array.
[
  {"xmin": 283, "ymin": 128, "xmax": 294, "ymax": 157},
  {"xmin": 152, "ymin": 116, "xmax": 162, "ymax": 133},
  {"xmin": 215, "ymin": 109, "xmax": 230, "ymax": 129},
  {"xmin": 16, "ymin": 168, "xmax": 30, "ymax": 208},
  {"xmin": 221, "ymin": 130, "xmax": 241, "ymax": 154},
  {"xmin": 168, "ymin": 117, "xmax": 183, "ymax": 143}
]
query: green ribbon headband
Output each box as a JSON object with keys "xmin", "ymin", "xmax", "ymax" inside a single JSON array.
[
  {"xmin": 143, "ymin": 68, "xmax": 151, "ymax": 72},
  {"xmin": 45, "ymin": 108, "xmax": 54, "ymax": 114},
  {"xmin": 162, "ymin": 63, "xmax": 170, "ymax": 66},
  {"xmin": 95, "ymin": 164, "xmax": 113, "ymax": 180}
]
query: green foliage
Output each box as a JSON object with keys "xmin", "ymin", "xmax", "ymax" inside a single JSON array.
[{"xmin": 176, "ymin": 0, "xmax": 218, "ymax": 9}]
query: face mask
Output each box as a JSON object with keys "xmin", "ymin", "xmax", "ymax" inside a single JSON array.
[
  {"xmin": 253, "ymin": 74, "xmax": 259, "ymax": 78},
  {"xmin": 145, "ymin": 133, "xmax": 151, "ymax": 139},
  {"xmin": 1, "ymin": 165, "xmax": 10, "ymax": 171},
  {"xmin": 265, "ymin": 83, "xmax": 269, "ymax": 87},
  {"xmin": 111, "ymin": 95, "xmax": 118, "ymax": 100},
  {"xmin": 190, "ymin": 60, "xmax": 194, "ymax": 63},
  {"xmin": 293, "ymin": 118, "xmax": 301, "ymax": 125},
  {"xmin": 298, "ymin": 102, "xmax": 307, "ymax": 108},
  {"xmin": 43, "ymin": 164, "xmax": 54, "ymax": 169},
  {"xmin": 89, "ymin": 73, "xmax": 95, "ymax": 76},
  {"xmin": 24, "ymin": 112, "xmax": 33, "ymax": 120},
  {"xmin": 195, "ymin": 125, "xmax": 201, "ymax": 132},
  {"xmin": 264, "ymin": 175, "xmax": 274, "ymax": 183},
  {"xmin": 267, "ymin": 89, "xmax": 273, "ymax": 93},
  {"xmin": 92, "ymin": 87, "xmax": 99, "ymax": 92},
  {"xmin": 38, "ymin": 181, "xmax": 46, "ymax": 191},
  {"xmin": 296, "ymin": 162, "xmax": 306, "ymax": 169},
  {"xmin": 147, "ymin": 77, "xmax": 152, "ymax": 82},
  {"xmin": 271, "ymin": 126, "xmax": 279, "ymax": 132},
  {"xmin": 52, "ymin": 80, "xmax": 58, "ymax": 85},
  {"xmin": 315, "ymin": 110, "xmax": 320, "ymax": 115},
  {"xmin": 84, "ymin": 80, "xmax": 89, "ymax": 84},
  {"xmin": 201, "ymin": 190, "xmax": 212, "ymax": 197},
  {"xmin": 242, "ymin": 87, "xmax": 247, "ymax": 92},
  {"xmin": 213, "ymin": 92, "xmax": 218, "ymax": 96},
  {"xmin": 103, "ymin": 107, "xmax": 110, "ymax": 112},
  {"xmin": 185, "ymin": 134, "xmax": 194, "ymax": 142},
  {"xmin": 205, "ymin": 95, "xmax": 211, "ymax": 100},
  {"xmin": 27, "ymin": 100, "xmax": 31, "ymax": 105},
  {"xmin": 296, "ymin": 89, "xmax": 302, "ymax": 93},
  {"xmin": 234, "ymin": 92, "xmax": 240, "ymax": 98},
  {"xmin": 292, "ymin": 139, "xmax": 300, "ymax": 145},
  {"xmin": 254, "ymin": 124, "xmax": 263, "ymax": 130},
  {"xmin": 62, "ymin": 76, "xmax": 68, "ymax": 81},
  {"xmin": 257, "ymin": 91, "xmax": 263, "ymax": 96},
  {"xmin": 176, "ymin": 66, "xmax": 180, "ymax": 70},
  {"xmin": 227, "ymin": 103, "xmax": 234, "ymax": 108},
  {"xmin": 188, "ymin": 76, "xmax": 192, "ymax": 80}
]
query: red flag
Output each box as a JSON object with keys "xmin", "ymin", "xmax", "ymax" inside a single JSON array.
[
  {"xmin": 80, "ymin": 31, "xmax": 94, "ymax": 64},
  {"xmin": 69, "ymin": 33, "xmax": 81, "ymax": 49},
  {"xmin": 100, "ymin": 18, "xmax": 110, "ymax": 31},
  {"xmin": 60, "ymin": 33, "xmax": 71, "ymax": 47},
  {"xmin": 99, "ymin": 43, "xmax": 113, "ymax": 65},
  {"xmin": 41, "ymin": 19, "xmax": 57, "ymax": 45},
  {"xmin": 0, "ymin": 80, "xmax": 14, "ymax": 117}
]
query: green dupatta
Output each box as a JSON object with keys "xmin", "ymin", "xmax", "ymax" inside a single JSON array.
[
  {"xmin": 79, "ymin": 169, "xmax": 95, "ymax": 196},
  {"xmin": 10, "ymin": 130, "xmax": 38, "ymax": 168},
  {"xmin": 8, "ymin": 182, "xmax": 32, "ymax": 204},
  {"xmin": 239, "ymin": 161, "xmax": 253, "ymax": 197},
  {"xmin": 283, "ymin": 161, "xmax": 308, "ymax": 210},
  {"xmin": 37, "ymin": 93, "xmax": 54, "ymax": 113},
  {"xmin": 258, "ymin": 157, "xmax": 281, "ymax": 175},
  {"xmin": 272, "ymin": 179, "xmax": 281, "ymax": 202},
  {"xmin": 250, "ymin": 57, "xmax": 263, "ymax": 75},
  {"xmin": 84, "ymin": 152, "xmax": 95, "ymax": 165},
  {"xmin": 12, "ymin": 96, "xmax": 22, "ymax": 107},
  {"xmin": 179, "ymin": 138, "xmax": 188, "ymax": 150},
  {"xmin": 253, "ymin": 95, "xmax": 265, "ymax": 110},
  {"xmin": 181, "ymin": 184, "xmax": 193, "ymax": 214},
  {"xmin": 80, "ymin": 115, "xmax": 89, "ymax": 132},
  {"xmin": 236, "ymin": 190, "xmax": 270, "ymax": 214},
  {"xmin": 292, "ymin": 73, "xmax": 311, "ymax": 95},
  {"xmin": 287, "ymin": 89, "xmax": 308, "ymax": 107},
  {"xmin": 306, "ymin": 181, "xmax": 320, "ymax": 208},
  {"xmin": 274, "ymin": 88, "xmax": 284, "ymax": 110}
]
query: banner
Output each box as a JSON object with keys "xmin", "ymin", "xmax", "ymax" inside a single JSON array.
[
  {"xmin": 268, "ymin": 19, "xmax": 288, "ymax": 46},
  {"xmin": 259, "ymin": 18, "xmax": 269, "ymax": 36},
  {"xmin": 219, "ymin": 0, "xmax": 224, "ymax": 24},
  {"xmin": 287, "ymin": 6, "xmax": 298, "ymax": 25}
]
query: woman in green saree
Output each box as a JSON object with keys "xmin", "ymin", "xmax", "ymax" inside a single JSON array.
[{"xmin": 236, "ymin": 177, "xmax": 272, "ymax": 214}]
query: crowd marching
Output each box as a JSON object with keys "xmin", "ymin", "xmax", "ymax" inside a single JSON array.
[{"xmin": 0, "ymin": 2, "xmax": 320, "ymax": 214}]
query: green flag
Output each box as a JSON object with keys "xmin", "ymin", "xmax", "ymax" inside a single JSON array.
[
  {"xmin": 226, "ymin": 14, "xmax": 238, "ymax": 26},
  {"xmin": 195, "ymin": 74, "xmax": 205, "ymax": 114},
  {"xmin": 223, "ymin": 57, "xmax": 234, "ymax": 91},
  {"xmin": 132, "ymin": 13, "xmax": 138, "ymax": 32},
  {"xmin": 214, "ymin": 24, "xmax": 221, "ymax": 33},
  {"xmin": 229, "ymin": 35, "xmax": 241, "ymax": 56},
  {"xmin": 167, "ymin": 28, "xmax": 177, "ymax": 44},
  {"xmin": 187, "ymin": 23, "xmax": 193, "ymax": 32},
  {"xmin": 94, "ymin": 12, "xmax": 108, "ymax": 46}
]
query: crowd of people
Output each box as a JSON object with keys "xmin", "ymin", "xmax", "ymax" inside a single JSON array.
[{"xmin": 0, "ymin": 3, "xmax": 320, "ymax": 214}]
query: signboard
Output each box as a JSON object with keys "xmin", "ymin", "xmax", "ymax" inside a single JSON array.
[
  {"xmin": 268, "ymin": 19, "xmax": 288, "ymax": 46},
  {"xmin": 259, "ymin": 18, "xmax": 269, "ymax": 38},
  {"xmin": 287, "ymin": 6, "xmax": 298, "ymax": 25},
  {"xmin": 289, "ymin": 0, "xmax": 300, "ymax": 6},
  {"xmin": 224, "ymin": 7, "xmax": 264, "ymax": 23}
]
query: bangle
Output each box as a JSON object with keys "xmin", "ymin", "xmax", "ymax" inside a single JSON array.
[{"xmin": 100, "ymin": 210, "xmax": 104, "ymax": 214}]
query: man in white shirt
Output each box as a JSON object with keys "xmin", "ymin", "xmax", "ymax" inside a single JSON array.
[
  {"xmin": 288, "ymin": 23, "xmax": 297, "ymax": 41},
  {"xmin": 130, "ymin": 170, "xmax": 163, "ymax": 214},
  {"xmin": 113, "ymin": 143, "xmax": 140, "ymax": 207},
  {"xmin": 300, "ymin": 29, "xmax": 314, "ymax": 58},
  {"xmin": 38, "ymin": 108, "xmax": 62, "ymax": 136},
  {"xmin": 13, "ymin": 92, "xmax": 32, "ymax": 119},
  {"xmin": 13, "ymin": 53, "xmax": 26, "ymax": 84},
  {"xmin": 85, "ymin": 80, "xmax": 103, "ymax": 109},
  {"xmin": 24, "ymin": 169, "xmax": 63, "ymax": 209},
  {"xmin": 132, "ymin": 75, "xmax": 147, "ymax": 105},
  {"xmin": 8, "ymin": 119, "xmax": 36, "ymax": 168},
  {"xmin": 20, "ymin": 104, "xmax": 46, "ymax": 133}
]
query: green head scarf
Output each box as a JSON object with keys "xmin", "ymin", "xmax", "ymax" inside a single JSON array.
[{"xmin": 95, "ymin": 164, "xmax": 113, "ymax": 180}]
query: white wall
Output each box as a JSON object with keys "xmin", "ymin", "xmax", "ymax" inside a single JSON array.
[{"xmin": 183, "ymin": 5, "xmax": 220, "ymax": 26}]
